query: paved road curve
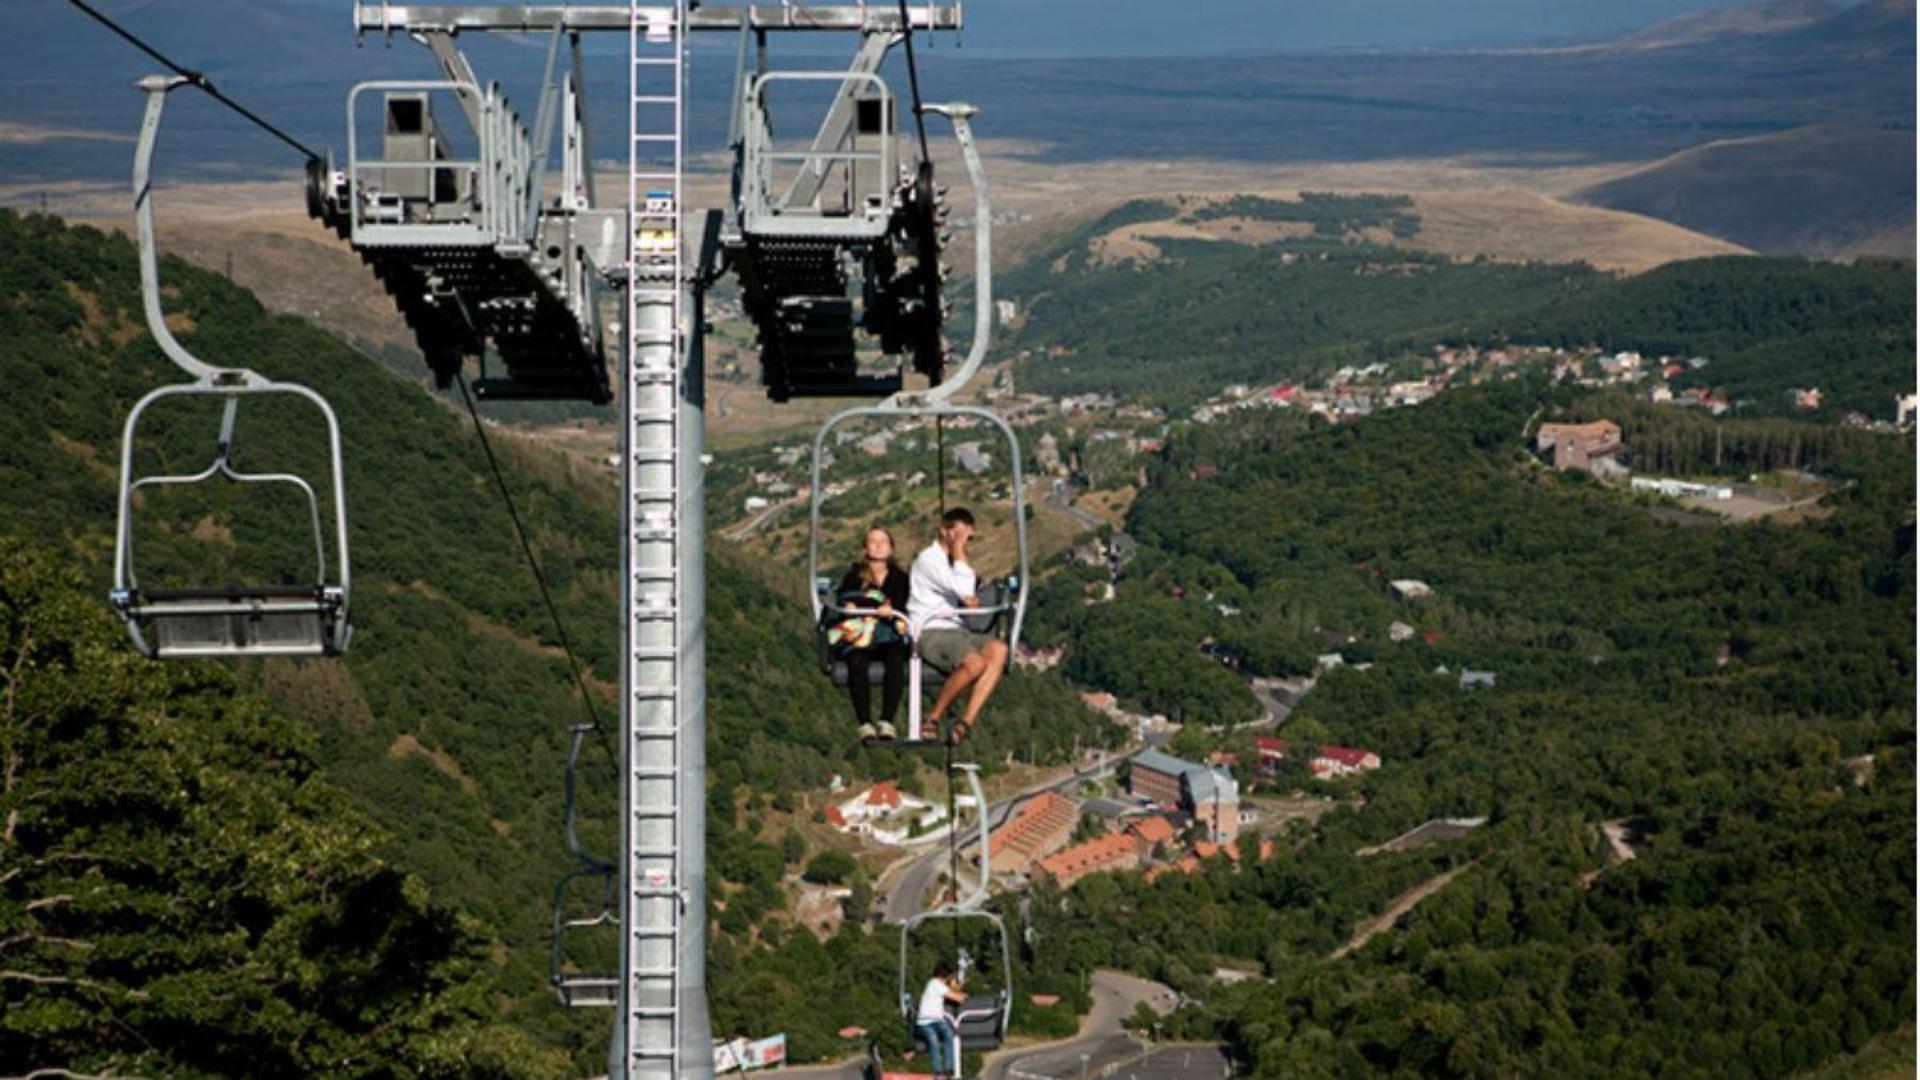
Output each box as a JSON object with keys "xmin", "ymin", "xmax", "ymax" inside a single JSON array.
[{"xmin": 983, "ymin": 971, "xmax": 1178, "ymax": 1080}]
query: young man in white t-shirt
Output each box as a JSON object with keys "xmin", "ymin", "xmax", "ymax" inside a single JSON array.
[
  {"xmin": 915, "ymin": 960, "xmax": 967, "ymax": 1079},
  {"xmin": 907, "ymin": 507, "xmax": 1011, "ymax": 745}
]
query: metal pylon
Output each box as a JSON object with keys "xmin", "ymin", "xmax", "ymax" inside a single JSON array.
[{"xmin": 620, "ymin": 0, "xmax": 708, "ymax": 1076}]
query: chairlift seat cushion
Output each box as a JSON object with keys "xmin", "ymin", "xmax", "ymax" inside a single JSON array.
[
  {"xmin": 137, "ymin": 586, "xmax": 344, "ymax": 658},
  {"xmin": 146, "ymin": 585, "xmax": 329, "ymax": 601},
  {"xmin": 553, "ymin": 974, "xmax": 619, "ymax": 1009}
]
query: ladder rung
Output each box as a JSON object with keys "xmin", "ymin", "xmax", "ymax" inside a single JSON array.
[
  {"xmin": 632, "ymin": 688, "xmax": 677, "ymax": 699},
  {"xmin": 631, "ymin": 570, "xmax": 676, "ymax": 584},
  {"xmin": 633, "ymin": 58, "xmax": 680, "ymax": 67},
  {"xmin": 633, "ymin": 95, "xmax": 680, "ymax": 105},
  {"xmin": 632, "ymin": 487, "xmax": 677, "ymax": 500},
  {"xmin": 630, "ymin": 1049, "xmax": 678, "ymax": 1060},
  {"xmin": 631, "ymin": 1006, "xmax": 679, "ymax": 1018},
  {"xmin": 633, "ymin": 730, "xmax": 677, "ymax": 742},
  {"xmin": 631, "ymin": 172, "xmax": 679, "ymax": 182},
  {"xmin": 634, "ymin": 134, "xmax": 679, "ymax": 143},
  {"xmin": 631, "ymin": 766, "xmax": 678, "ymax": 779},
  {"xmin": 632, "ymin": 450, "xmax": 676, "ymax": 465},
  {"xmin": 633, "ymin": 885, "xmax": 680, "ymax": 898},
  {"xmin": 635, "ymin": 369, "xmax": 675, "ymax": 385},
  {"xmin": 634, "ymin": 289, "xmax": 678, "ymax": 301},
  {"xmin": 630, "ymin": 966, "xmax": 678, "ymax": 979},
  {"xmin": 634, "ymin": 808, "xmax": 679, "ymax": 820},
  {"xmin": 630, "ymin": 845, "xmax": 679, "ymax": 857}
]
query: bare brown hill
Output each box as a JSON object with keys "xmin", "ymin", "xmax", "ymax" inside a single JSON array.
[{"xmin": 1575, "ymin": 124, "xmax": 1915, "ymax": 257}]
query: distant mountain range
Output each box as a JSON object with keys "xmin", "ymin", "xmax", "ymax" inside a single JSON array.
[
  {"xmin": 1607, "ymin": 0, "xmax": 1843, "ymax": 49},
  {"xmin": 4, "ymin": 0, "xmax": 1910, "ymax": 259}
]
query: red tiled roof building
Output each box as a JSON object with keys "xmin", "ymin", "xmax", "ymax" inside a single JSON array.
[
  {"xmin": 1034, "ymin": 833, "xmax": 1140, "ymax": 889},
  {"xmin": 988, "ymin": 791, "xmax": 1078, "ymax": 874}
]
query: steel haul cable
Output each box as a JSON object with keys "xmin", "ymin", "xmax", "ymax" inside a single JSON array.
[
  {"xmin": 455, "ymin": 373, "xmax": 619, "ymax": 780},
  {"xmin": 65, "ymin": 0, "xmax": 320, "ymax": 163}
]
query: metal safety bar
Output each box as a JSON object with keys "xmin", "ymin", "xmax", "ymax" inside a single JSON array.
[
  {"xmin": 345, "ymin": 79, "xmax": 538, "ymax": 245},
  {"xmin": 743, "ymin": 71, "xmax": 895, "ymax": 236}
]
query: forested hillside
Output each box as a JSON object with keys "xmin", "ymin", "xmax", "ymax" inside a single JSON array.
[
  {"xmin": 0, "ymin": 540, "xmax": 571, "ymax": 1077},
  {"xmin": 1001, "ymin": 197, "xmax": 1914, "ymax": 417},
  {"xmin": 1014, "ymin": 381, "xmax": 1915, "ymax": 1077},
  {"xmin": 0, "ymin": 210, "xmax": 1114, "ymax": 1069}
]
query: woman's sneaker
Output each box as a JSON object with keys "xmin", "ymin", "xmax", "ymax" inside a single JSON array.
[
  {"xmin": 876, "ymin": 720, "xmax": 898, "ymax": 743},
  {"xmin": 858, "ymin": 722, "xmax": 878, "ymax": 745}
]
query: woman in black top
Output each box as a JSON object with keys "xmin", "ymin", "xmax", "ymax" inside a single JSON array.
[{"xmin": 832, "ymin": 524, "xmax": 911, "ymax": 744}]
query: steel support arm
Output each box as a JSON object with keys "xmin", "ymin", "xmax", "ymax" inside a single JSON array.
[{"xmin": 777, "ymin": 30, "xmax": 897, "ymax": 210}]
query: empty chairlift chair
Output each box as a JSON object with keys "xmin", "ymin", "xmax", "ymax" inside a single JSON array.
[
  {"xmin": 111, "ymin": 76, "xmax": 353, "ymax": 660},
  {"xmin": 548, "ymin": 724, "xmax": 620, "ymax": 1008}
]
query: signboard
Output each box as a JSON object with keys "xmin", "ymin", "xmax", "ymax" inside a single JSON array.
[
  {"xmin": 713, "ymin": 1034, "xmax": 787, "ymax": 1073},
  {"xmin": 748, "ymin": 1034, "xmax": 787, "ymax": 1068}
]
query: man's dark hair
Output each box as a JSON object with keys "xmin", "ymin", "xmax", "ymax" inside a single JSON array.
[
  {"xmin": 933, "ymin": 959, "xmax": 955, "ymax": 980},
  {"xmin": 941, "ymin": 507, "xmax": 975, "ymax": 529}
]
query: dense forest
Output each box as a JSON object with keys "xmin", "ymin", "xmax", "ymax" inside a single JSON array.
[
  {"xmin": 1008, "ymin": 376, "xmax": 1915, "ymax": 1077},
  {"xmin": 1001, "ymin": 196, "xmax": 1915, "ymax": 418}
]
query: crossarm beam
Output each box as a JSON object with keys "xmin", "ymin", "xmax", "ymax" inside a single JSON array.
[{"xmin": 355, "ymin": 4, "xmax": 960, "ymax": 34}]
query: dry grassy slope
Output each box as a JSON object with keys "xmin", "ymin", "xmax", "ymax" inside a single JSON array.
[
  {"xmin": 1399, "ymin": 188, "xmax": 1752, "ymax": 271},
  {"xmin": 1052, "ymin": 187, "xmax": 1750, "ymax": 274}
]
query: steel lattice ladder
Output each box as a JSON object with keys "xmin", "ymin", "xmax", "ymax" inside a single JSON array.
[{"xmin": 624, "ymin": 1, "xmax": 687, "ymax": 1075}]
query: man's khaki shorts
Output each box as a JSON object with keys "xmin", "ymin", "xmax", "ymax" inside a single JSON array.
[{"xmin": 919, "ymin": 627, "xmax": 991, "ymax": 675}]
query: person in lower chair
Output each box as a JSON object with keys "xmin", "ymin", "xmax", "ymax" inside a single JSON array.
[
  {"xmin": 916, "ymin": 961, "xmax": 966, "ymax": 1080},
  {"xmin": 908, "ymin": 507, "xmax": 1010, "ymax": 746},
  {"xmin": 828, "ymin": 524, "xmax": 911, "ymax": 743}
]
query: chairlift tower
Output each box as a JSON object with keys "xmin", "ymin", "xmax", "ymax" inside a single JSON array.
[{"xmin": 309, "ymin": 5, "xmax": 972, "ymax": 1079}]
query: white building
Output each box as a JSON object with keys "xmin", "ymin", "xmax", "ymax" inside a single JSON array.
[
  {"xmin": 1632, "ymin": 477, "xmax": 1733, "ymax": 501},
  {"xmin": 1389, "ymin": 579, "xmax": 1433, "ymax": 601}
]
